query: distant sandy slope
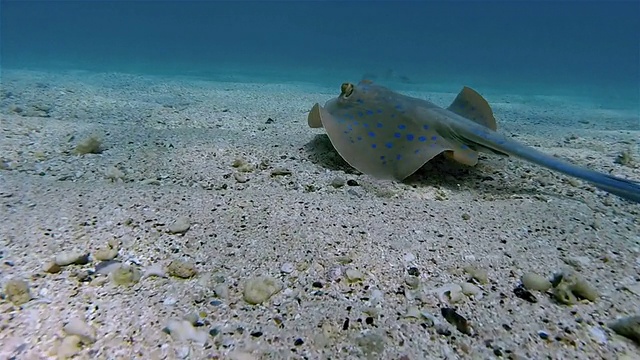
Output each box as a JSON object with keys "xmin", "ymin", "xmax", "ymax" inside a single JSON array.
[{"xmin": 0, "ymin": 69, "xmax": 638, "ymax": 359}]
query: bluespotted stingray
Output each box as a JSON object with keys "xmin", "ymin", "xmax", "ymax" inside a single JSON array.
[{"xmin": 308, "ymin": 80, "xmax": 640, "ymax": 203}]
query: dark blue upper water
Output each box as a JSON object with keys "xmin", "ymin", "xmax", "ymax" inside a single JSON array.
[{"xmin": 1, "ymin": 0, "xmax": 639, "ymax": 106}]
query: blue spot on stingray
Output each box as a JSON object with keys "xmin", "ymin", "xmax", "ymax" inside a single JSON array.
[
  {"xmin": 357, "ymin": 136, "xmax": 362, "ymax": 141},
  {"xmin": 357, "ymin": 111, "xmax": 364, "ymax": 117},
  {"xmin": 418, "ymin": 136, "xmax": 426, "ymax": 142},
  {"xmin": 363, "ymin": 123, "xmax": 370, "ymax": 128},
  {"xmin": 414, "ymin": 149, "xmax": 420, "ymax": 154},
  {"xmin": 398, "ymin": 124, "xmax": 406, "ymax": 130},
  {"xmin": 406, "ymin": 134, "xmax": 415, "ymax": 141},
  {"xmin": 353, "ymin": 121, "xmax": 359, "ymax": 126},
  {"xmin": 394, "ymin": 104, "xmax": 402, "ymax": 110},
  {"xmin": 431, "ymin": 135, "xmax": 438, "ymax": 141},
  {"xmin": 422, "ymin": 125, "xmax": 430, "ymax": 130},
  {"xmin": 368, "ymin": 131, "xmax": 376, "ymax": 137},
  {"xmin": 376, "ymin": 122, "xmax": 383, "ymax": 128},
  {"xmin": 366, "ymin": 109, "xmax": 374, "ymax": 115},
  {"xmin": 380, "ymin": 155, "xmax": 385, "ymax": 160},
  {"xmin": 385, "ymin": 142, "xmax": 393, "ymax": 149},
  {"xmin": 376, "ymin": 109, "xmax": 383, "ymax": 113},
  {"xmin": 396, "ymin": 154, "xmax": 402, "ymax": 160},
  {"xmin": 394, "ymin": 132, "xmax": 401, "ymax": 138},
  {"xmin": 371, "ymin": 144, "xmax": 377, "ymax": 149}
]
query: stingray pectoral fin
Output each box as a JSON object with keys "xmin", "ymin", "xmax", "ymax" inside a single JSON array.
[
  {"xmin": 308, "ymin": 103, "xmax": 324, "ymax": 128},
  {"xmin": 443, "ymin": 149, "xmax": 479, "ymax": 166}
]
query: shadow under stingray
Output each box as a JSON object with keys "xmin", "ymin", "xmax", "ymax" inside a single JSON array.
[{"xmin": 304, "ymin": 134, "xmax": 576, "ymax": 202}]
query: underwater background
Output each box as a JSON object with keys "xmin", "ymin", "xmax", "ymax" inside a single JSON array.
[{"xmin": 2, "ymin": 1, "xmax": 639, "ymax": 110}]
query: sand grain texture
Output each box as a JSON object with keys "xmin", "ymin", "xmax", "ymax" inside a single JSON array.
[{"xmin": 0, "ymin": 70, "xmax": 639, "ymax": 359}]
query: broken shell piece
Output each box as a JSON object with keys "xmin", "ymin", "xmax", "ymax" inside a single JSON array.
[
  {"xmin": 433, "ymin": 283, "xmax": 464, "ymax": 303},
  {"xmin": 460, "ymin": 282, "xmax": 483, "ymax": 300}
]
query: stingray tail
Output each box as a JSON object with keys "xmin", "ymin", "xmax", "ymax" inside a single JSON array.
[{"xmin": 462, "ymin": 126, "xmax": 640, "ymax": 203}]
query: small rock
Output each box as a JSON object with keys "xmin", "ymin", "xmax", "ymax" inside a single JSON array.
[
  {"xmin": 55, "ymin": 251, "xmax": 90, "ymax": 266},
  {"xmin": 94, "ymin": 260, "xmax": 122, "ymax": 275},
  {"xmin": 168, "ymin": 217, "xmax": 191, "ymax": 234},
  {"xmin": 345, "ymin": 268, "xmax": 364, "ymax": 282},
  {"xmin": 234, "ymin": 173, "xmax": 248, "ymax": 183},
  {"xmin": 270, "ymin": 167, "xmax": 292, "ymax": 177},
  {"xmin": 111, "ymin": 264, "xmax": 142, "ymax": 286},
  {"xmin": 330, "ymin": 177, "xmax": 346, "ymax": 188},
  {"xmin": 243, "ymin": 276, "xmax": 283, "ymax": 305},
  {"xmin": 143, "ymin": 263, "xmax": 168, "ymax": 278},
  {"xmin": 213, "ymin": 283, "xmax": 229, "ymax": 299},
  {"xmin": 441, "ymin": 307, "xmax": 472, "ymax": 335},
  {"xmin": 63, "ymin": 318, "xmax": 96, "ymax": 343},
  {"xmin": 608, "ymin": 315, "xmax": 640, "ymax": 344},
  {"xmin": 355, "ymin": 332, "xmax": 386, "ymax": 357},
  {"xmin": 521, "ymin": 272, "xmax": 552, "ymax": 292},
  {"xmin": 589, "ymin": 326, "xmax": 608, "ymax": 344},
  {"xmin": 175, "ymin": 345, "xmax": 190, "ymax": 359},
  {"xmin": 280, "ymin": 262, "xmax": 294, "ymax": 274},
  {"xmin": 43, "ymin": 261, "xmax": 62, "ymax": 274},
  {"xmin": 514, "ymin": 284, "xmax": 537, "ymax": 303},
  {"xmin": 74, "ymin": 135, "xmax": 102, "ymax": 155},
  {"xmin": 4, "ymin": 279, "xmax": 31, "ymax": 305},
  {"xmin": 94, "ymin": 239, "xmax": 120, "ymax": 261},
  {"xmin": 167, "ymin": 259, "xmax": 198, "ymax": 278},
  {"xmin": 57, "ymin": 335, "xmax": 82, "ymax": 359},
  {"xmin": 163, "ymin": 319, "xmax": 209, "ymax": 344}
]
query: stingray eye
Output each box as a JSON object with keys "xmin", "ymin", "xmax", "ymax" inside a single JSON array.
[{"xmin": 340, "ymin": 83, "xmax": 354, "ymax": 98}]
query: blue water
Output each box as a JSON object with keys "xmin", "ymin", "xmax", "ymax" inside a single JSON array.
[{"xmin": 1, "ymin": 0, "xmax": 639, "ymax": 108}]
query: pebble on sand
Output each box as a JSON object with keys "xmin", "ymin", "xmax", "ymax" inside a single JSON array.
[
  {"xmin": 243, "ymin": 276, "xmax": 283, "ymax": 305},
  {"xmin": 608, "ymin": 315, "xmax": 640, "ymax": 344},
  {"xmin": 163, "ymin": 318, "xmax": 209, "ymax": 344},
  {"xmin": 168, "ymin": 216, "xmax": 191, "ymax": 234},
  {"xmin": 521, "ymin": 272, "xmax": 552, "ymax": 292},
  {"xmin": 4, "ymin": 279, "xmax": 32, "ymax": 305},
  {"xmin": 54, "ymin": 251, "xmax": 90, "ymax": 266},
  {"xmin": 167, "ymin": 259, "xmax": 198, "ymax": 278}
]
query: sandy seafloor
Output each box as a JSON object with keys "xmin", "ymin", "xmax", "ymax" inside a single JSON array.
[{"xmin": 0, "ymin": 68, "xmax": 639, "ymax": 360}]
